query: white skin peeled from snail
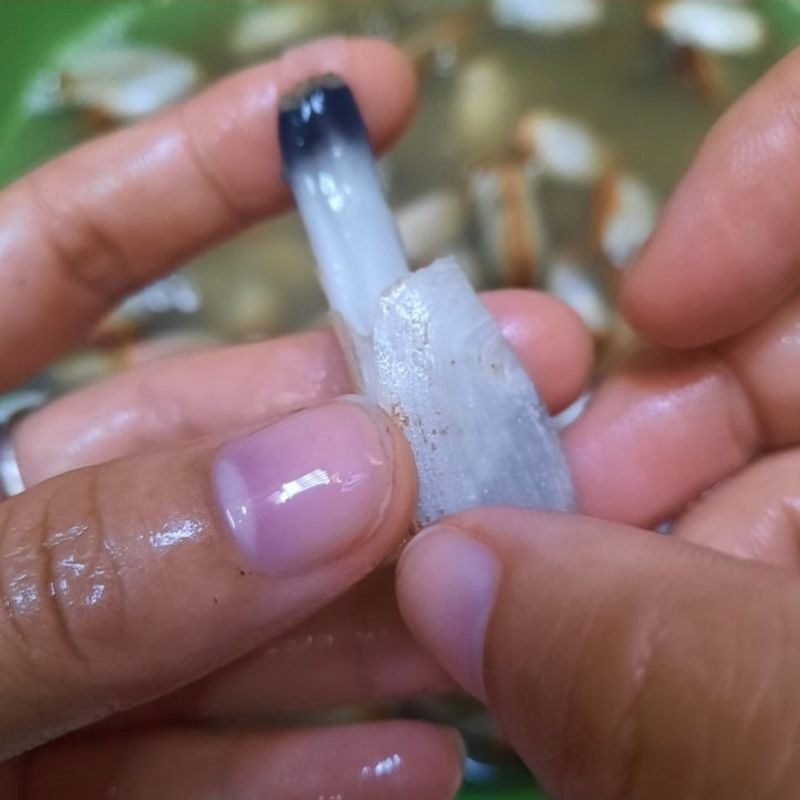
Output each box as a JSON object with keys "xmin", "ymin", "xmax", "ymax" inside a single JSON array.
[{"xmin": 278, "ymin": 75, "xmax": 575, "ymax": 528}]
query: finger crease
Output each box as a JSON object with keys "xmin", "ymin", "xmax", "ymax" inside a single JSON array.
[
  {"xmin": 25, "ymin": 172, "xmax": 138, "ymax": 310},
  {"xmin": 710, "ymin": 346, "xmax": 767, "ymax": 460},
  {"xmin": 176, "ymin": 106, "xmax": 254, "ymax": 229},
  {"xmin": 611, "ymin": 622, "xmax": 662, "ymax": 800},
  {"xmin": 0, "ymin": 503, "xmax": 37, "ymax": 658},
  {"xmin": 38, "ymin": 490, "xmax": 90, "ymax": 667}
]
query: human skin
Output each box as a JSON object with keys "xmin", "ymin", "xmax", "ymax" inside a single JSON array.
[
  {"xmin": 0, "ymin": 37, "xmax": 592, "ymax": 799},
  {"xmin": 9, "ymin": 26, "xmax": 800, "ymax": 800},
  {"xmin": 398, "ymin": 44, "xmax": 800, "ymax": 800}
]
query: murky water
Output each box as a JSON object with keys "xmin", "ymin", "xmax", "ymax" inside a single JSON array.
[{"xmin": 3, "ymin": 0, "xmax": 783, "ymax": 392}]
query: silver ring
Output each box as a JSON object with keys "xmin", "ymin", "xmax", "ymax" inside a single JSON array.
[{"xmin": 0, "ymin": 390, "xmax": 47, "ymax": 499}]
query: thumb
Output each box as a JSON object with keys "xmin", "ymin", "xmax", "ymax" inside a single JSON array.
[
  {"xmin": 0, "ymin": 398, "xmax": 414, "ymax": 759},
  {"xmin": 397, "ymin": 508, "xmax": 800, "ymax": 799}
]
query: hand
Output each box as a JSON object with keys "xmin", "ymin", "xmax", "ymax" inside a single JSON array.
[
  {"xmin": 0, "ymin": 37, "xmax": 594, "ymax": 799},
  {"xmin": 397, "ymin": 45, "xmax": 800, "ymax": 800}
]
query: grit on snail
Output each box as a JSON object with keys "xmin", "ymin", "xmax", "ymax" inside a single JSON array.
[{"xmin": 278, "ymin": 75, "xmax": 575, "ymax": 528}]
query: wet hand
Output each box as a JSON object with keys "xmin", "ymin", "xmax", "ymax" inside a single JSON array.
[
  {"xmin": 0, "ymin": 37, "xmax": 594, "ymax": 799},
  {"xmin": 0, "ymin": 37, "xmax": 451, "ymax": 800},
  {"xmin": 397, "ymin": 44, "xmax": 800, "ymax": 800}
]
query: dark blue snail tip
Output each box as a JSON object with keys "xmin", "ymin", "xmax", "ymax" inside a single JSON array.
[{"xmin": 278, "ymin": 74, "xmax": 369, "ymax": 176}]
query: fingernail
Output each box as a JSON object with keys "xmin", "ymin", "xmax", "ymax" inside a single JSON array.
[
  {"xmin": 398, "ymin": 528, "xmax": 500, "ymax": 700},
  {"xmin": 214, "ymin": 400, "xmax": 393, "ymax": 576}
]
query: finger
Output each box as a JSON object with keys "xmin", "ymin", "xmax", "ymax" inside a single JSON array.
[
  {"xmin": 0, "ymin": 399, "xmax": 415, "ymax": 759},
  {"xmin": 672, "ymin": 448, "xmax": 800, "ymax": 570},
  {"xmin": 0, "ymin": 37, "xmax": 416, "ymax": 389},
  {"xmin": 16, "ymin": 289, "xmax": 593, "ymax": 485},
  {"xmin": 721, "ymin": 290, "xmax": 800, "ymax": 446},
  {"xmin": 566, "ymin": 289, "xmax": 800, "ymax": 527},
  {"xmin": 109, "ymin": 568, "xmax": 451, "ymax": 728},
  {"xmin": 621, "ymin": 47, "xmax": 800, "ymax": 348},
  {"xmin": 397, "ymin": 509, "xmax": 800, "ymax": 800},
  {"xmin": 19, "ymin": 722, "xmax": 462, "ymax": 800},
  {"xmin": 564, "ymin": 348, "xmax": 760, "ymax": 526}
]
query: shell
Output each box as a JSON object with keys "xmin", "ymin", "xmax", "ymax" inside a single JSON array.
[
  {"xmin": 544, "ymin": 256, "xmax": 611, "ymax": 336},
  {"xmin": 228, "ymin": 2, "xmax": 329, "ymax": 57},
  {"xmin": 219, "ymin": 277, "xmax": 284, "ymax": 340},
  {"xmin": 190, "ymin": 221, "xmax": 315, "ymax": 340},
  {"xmin": 648, "ymin": 0, "xmax": 766, "ymax": 55},
  {"xmin": 593, "ymin": 171, "xmax": 660, "ymax": 269},
  {"xmin": 50, "ymin": 332, "xmax": 221, "ymax": 392},
  {"xmin": 49, "ymin": 350, "xmax": 119, "ymax": 392},
  {"xmin": 598, "ymin": 313, "xmax": 641, "ymax": 371},
  {"xmin": 58, "ymin": 46, "xmax": 200, "ymax": 119},
  {"xmin": 491, "ymin": 0, "xmax": 605, "ymax": 35},
  {"xmin": 396, "ymin": 191, "xmax": 466, "ymax": 267},
  {"xmin": 515, "ymin": 110, "xmax": 607, "ymax": 183},
  {"xmin": 400, "ymin": 11, "xmax": 475, "ymax": 76},
  {"xmin": 555, "ymin": 391, "xmax": 591, "ymax": 430},
  {"xmin": 93, "ymin": 275, "xmax": 202, "ymax": 345},
  {"xmin": 469, "ymin": 164, "xmax": 547, "ymax": 288},
  {"xmin": 672, "ymin": 45, "xmax": 728, "ymax": 101},
  {"xmin": 453, "ymin": 56, "xmax": 518, "ymax": 162}
]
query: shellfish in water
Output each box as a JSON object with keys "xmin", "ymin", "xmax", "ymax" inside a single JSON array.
[
  {"xmin": 228, "ymin": 2, "xmax": 330, "ymax": 58},
  {"xmin": 515, "ymin": 110, "xmax": 607, "ymax": 184},
  {"xmin": 453, "ymin": 56, "xmax": 518, "ymax": 163},
  {"xmin": 491, "ymin": 0, "xmax": 605, "ymax": 35},
  {"xmin": 57, "ymin": 45, "xmax": 200, "ymax": 120},
  {"xmin": 648, "ymin": 0, "xmax": 767, "ymax": 55},
  {"xmin": 469, "ymin": 163, "xmax": 547, "ymax": 288},
  {"xmin": 279, "ymin": 76, "xmax": 575, "ymax": 527},
  {"xmin": 593, "ymin": 170, "xmax": 660, "ymax": 269},
  {"xmin": 544, "ymin": 255, "xmax": 611, "ymax": 338},
  {"xmin": 395, "ymin": 190, "xmax": 466, "ymax": 268}
]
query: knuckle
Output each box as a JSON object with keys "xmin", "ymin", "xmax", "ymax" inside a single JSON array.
[
  {"xmin": 24, "ymin": 171, "xmax": 137, "ymax": 308},
  {"xmin": 0, "ymin": 470, "xmax": 128, "ymax": 676},
  {"xmin": 176, "ymin": 107, "xmax": 252, "ymax": 226}
]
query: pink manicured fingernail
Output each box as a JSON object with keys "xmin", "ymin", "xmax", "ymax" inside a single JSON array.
[
  {"xmin": 398, "ymin": 528, "xmax": 500, "ymax": 700},
  {"xmin": 213, "ymin": 400, "xmax": 392, "ymax": 576}
]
